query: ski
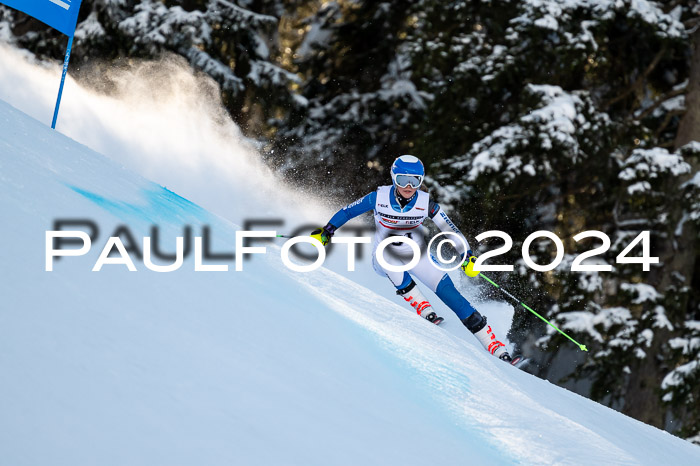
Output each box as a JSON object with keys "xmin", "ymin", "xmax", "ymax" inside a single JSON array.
[{"xmin": 510, "ymin": 356, "xmax": 530, "ymax": 369}]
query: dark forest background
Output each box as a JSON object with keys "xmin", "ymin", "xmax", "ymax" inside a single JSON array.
[{"xmin": 2, "ymin": 0, "xmax": 699, "ymax": 444}]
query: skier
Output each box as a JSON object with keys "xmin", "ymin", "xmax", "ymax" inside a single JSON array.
[{"xmin": 311, "ymin": 155, "xmax": 515, "ymax": 362}]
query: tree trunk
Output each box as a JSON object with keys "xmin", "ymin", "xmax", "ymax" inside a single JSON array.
[
  {"xmin": 675, "ymin": 28, "xmax": 700, "ymax": 149},
  {"xmin": 621, "ymin": 27, "xmax": 700, "ymax": 430}
]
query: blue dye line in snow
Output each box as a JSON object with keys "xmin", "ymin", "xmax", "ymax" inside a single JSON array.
[{"xmin": 67, "ymin": 184, "xmax": 211, "ymax": 226}]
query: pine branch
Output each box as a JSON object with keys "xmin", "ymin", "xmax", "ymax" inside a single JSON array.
[
  {"xmin": 683, "ymin": 17, "xmax": 699, "ymax": 31},
  {"xmin": 655, "ymin": 109, "xmax": 685, "ymax": 140},
  {"xmin": 658, "ymin": 140, "xmax": 677, "ymax": 149},
  {"xmin": 636, "ymin": 86, "xmax": 687, "ymax": 121},
  {"xmin": 604, "ymin": 46, "xmax": 668, "ymax": 110}
]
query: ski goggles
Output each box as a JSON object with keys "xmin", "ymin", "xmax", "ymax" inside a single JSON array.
[{"xmin": 393, "ymin": 174, "xmax": 424, "ymax": 188}]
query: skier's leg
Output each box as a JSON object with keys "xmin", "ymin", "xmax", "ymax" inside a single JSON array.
[
  {"xmin": 396, "ymin": 250, "xmax": 512, "ymax": 359},
  {"xmin": 373, "ymin": 247, "xmax": 441, "ymax": 322},
  {"xmin": 434, "ymin": 274, "xmax": 511, "ymax": 360},
  {"xmin": 372, "ymin": 248, "xmax": 408, "ymax": 286},
  {"xmin": 394, "ymin": 275, "xmax": 442, "ymax": 323},
  {"xmin": 433, "ymin": 274, "xmax": 477, "ymax": 319}
]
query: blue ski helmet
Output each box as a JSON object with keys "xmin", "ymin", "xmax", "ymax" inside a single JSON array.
[{"xmin": 391, "ymin": 155, "xmax": 425, "ymax": 188}]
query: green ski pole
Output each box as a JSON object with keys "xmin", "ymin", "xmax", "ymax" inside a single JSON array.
[{"xmin": 463, "ymin": 257, "xmax": 588, "ymax": 352}]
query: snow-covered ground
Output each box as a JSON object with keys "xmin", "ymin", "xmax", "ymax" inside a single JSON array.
[{"xmin": 1, "ymin": 44, "xmax": 699, "ymax": 465}]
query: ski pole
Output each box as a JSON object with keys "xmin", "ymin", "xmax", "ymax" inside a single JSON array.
[{"xmin": 463, "ymin": 259, "xmax": 588, "ymax": 352}]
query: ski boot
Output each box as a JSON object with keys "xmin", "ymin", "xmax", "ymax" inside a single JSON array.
[
  {"xmin": 499, "ymin": 353, "xmax": 514, "ymax": 362},
  {"xmin": 397, "ymin": 282, "xmax": 444, "ymax": 325},
  {"xmin": 461, "ymin": 311, "xmax": 509, "ymax": 359},
  {"xmin": 499, "ymin": 352, "xmax": 528, "ymax": 368}
]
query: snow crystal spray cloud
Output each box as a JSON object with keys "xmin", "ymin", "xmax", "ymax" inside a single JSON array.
[{"xmin": 0, "ymin": 43, "xmax": 330, "ymax": 227}]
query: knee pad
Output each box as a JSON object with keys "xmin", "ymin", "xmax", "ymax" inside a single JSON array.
[{"xmin": 462, "ymin": 311, "xmax": 486, "ymax": 334}]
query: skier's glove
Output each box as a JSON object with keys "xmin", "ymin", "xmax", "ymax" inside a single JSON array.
[
  {"xmin": 461, "ymin": 250, "xmax": 480, "ymax": 277},
  {"xmin": 310, "ymin": 223, "xmax": 336, "ymax": 246}
]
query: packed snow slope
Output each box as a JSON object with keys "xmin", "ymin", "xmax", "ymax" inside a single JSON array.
[{"xmin": 1, "ymin": 53, "xmax": 700, "ymax": 465}]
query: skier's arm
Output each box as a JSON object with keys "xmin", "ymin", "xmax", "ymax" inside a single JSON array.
[
  {"xmin": 428, "ymin": 200, "xmax": 472, "ymax": 257},
  {"xmin": 311, "ymin": 191, "xmax": 376, "ymax": 245},
  {"xmin": 328, "ymin": 191, "xmax": 377, "ymax": 229}
]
